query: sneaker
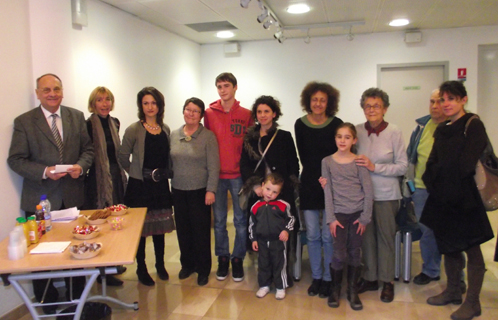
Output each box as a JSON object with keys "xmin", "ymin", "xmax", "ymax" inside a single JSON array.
[
  {"xmin": 318, "ymin": 280, "xmax": 332, "ymax": 298},
  {"xmin": 275, "ymin": 289, "xmax": 286, "ymax": 300},
  {"xmin": 413, "ymin": 273, "xmax": 440, "ymax": 285},
  {"xmin": 308, "ymin": 278, "xmax": 322, "ymax": 296},
  {"xmin": 256, "ymin": 286, "xmax": 270, "ymax": 298},
  {"xmin": 216, "ymin": 256, "xmax": 230, "ymax": 281},
  {"xmin": 231, "ymin": 257, "xmax": 244, "ymax": 282}
]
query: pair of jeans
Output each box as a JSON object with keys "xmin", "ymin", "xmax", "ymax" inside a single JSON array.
[
  {"xmin": 213, "ymin": 178, "xmax": 247, "ymax": 259},
  {"xmin": 412, "ymin": 188, "xmax": 441, "ymax": 278},
  {"xmin": 303, "ymin": 210, "xmax": 333, "ymax": 281}
]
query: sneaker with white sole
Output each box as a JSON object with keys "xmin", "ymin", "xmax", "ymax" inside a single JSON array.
[
  {"xmin": 275, "ymin": 289, "xmax": 286, "ymax": 300},
  {"xmin": 256, "ymin": 286, "xmax": 270, "ymax": 298}
]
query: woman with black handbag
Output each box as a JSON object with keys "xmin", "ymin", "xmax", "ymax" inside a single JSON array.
[
  {"xmin": 240, "ymin": 95, "xmax": 299, "ymax": 286},
  {"xmin": 421, "ymin": 81, "xmax": 494, "ymax": 320}
]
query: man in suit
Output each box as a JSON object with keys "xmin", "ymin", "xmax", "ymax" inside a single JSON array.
[{"xmin": 8, "ymin": 73, "xmax": 94, "ymax": 313}]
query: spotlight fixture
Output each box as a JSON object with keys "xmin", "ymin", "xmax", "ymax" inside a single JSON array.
[
  {"xmin": 347, "ymin": 26, "xmax": 354, "ymax": 41},
  {"xmin": 257, "ymin": 6, "xmax": 269, "ymax": 23},
  {"xmin": 263, "ymin": 19, "xmax": 273, "ymax": 29},
  {"xmin": 274, "ymin": 29, "xmax": 285, "ymax": 43},
  {"xmin": 240, "ymin": 0, "xmax": 251, "ymax": 8}
]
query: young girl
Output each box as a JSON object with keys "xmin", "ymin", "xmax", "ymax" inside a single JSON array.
[{"xmin": 321, "ymin": 122, "xmax": 373, "ymax": 310}]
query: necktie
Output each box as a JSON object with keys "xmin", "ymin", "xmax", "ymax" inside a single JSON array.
[{"xmin": 51, "ymin": 114, "xmax": 63, "ymax": 163}]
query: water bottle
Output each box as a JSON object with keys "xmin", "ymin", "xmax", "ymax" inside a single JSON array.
[
  {"xmin": 39, "ymin": 194, "xmax": 52, "ymax": 232},
  {"xmin": 35, "ymin": 205, "xmax": 46, "ymax": 236}
]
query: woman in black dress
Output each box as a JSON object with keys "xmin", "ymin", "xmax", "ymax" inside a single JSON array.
[
  {"xmin": 85, "ymin": 86, "xmax": 128, "ymax": 286},
  {"xmin": 421, "ymin": 81, "xmax": 494, "ymax": 320},
  {"xmin": 119, "ymin": 87, "xmax": 175, "ymax": 286}
]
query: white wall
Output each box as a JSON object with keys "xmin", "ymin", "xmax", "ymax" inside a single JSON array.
[
  {"xmin": 29, "ymin": 0, "xmax": 201, "ymax": 133},
  {"xmin": 0, "ymin": 0, "xmax": 35, "ymax": 315},
  {"xmin": 0, "ymin": 0, "xmax": 200, "ymax": 316},
  {"xmin": 200, "ymin": 26, "xmax": 498, "ymax": 137}
]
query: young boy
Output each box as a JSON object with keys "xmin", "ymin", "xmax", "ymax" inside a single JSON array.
[
  {"xmin": 204, "ymin": 72, "xmax": 254, "ymax": 282},
  {"xmin": 249, "ymin": 173, "xmax": 295, "ymax": 300}
]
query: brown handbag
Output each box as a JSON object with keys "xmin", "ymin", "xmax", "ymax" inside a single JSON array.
[{"xmin": 465, "ymin": 115, "xmax": 498, "ymax": 211}]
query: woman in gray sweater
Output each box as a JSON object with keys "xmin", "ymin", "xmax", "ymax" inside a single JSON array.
[{"xmin": 170, "ymin": 97, "xmax": 220, "ymax": 286}]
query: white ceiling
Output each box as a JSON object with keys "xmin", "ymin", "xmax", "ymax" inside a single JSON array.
[{"xmin": 100, "ymin": 0, "xmax": 498, "ymax": 44}]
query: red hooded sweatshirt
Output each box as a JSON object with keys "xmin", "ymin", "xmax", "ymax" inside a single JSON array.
[{"xmin": 204, "ymin": 99, "xmax": 254, "ymax": 179}]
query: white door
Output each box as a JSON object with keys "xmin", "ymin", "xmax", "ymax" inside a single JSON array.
[
  {"xmin": 378, "ymin": 62, "xmax": 448, "ymax": 146},
  {"xmin": 478, "ymin": 44, "xmax": 498, "ymax": 149}
]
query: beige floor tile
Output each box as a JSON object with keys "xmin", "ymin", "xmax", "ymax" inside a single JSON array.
[
  {"xmin": 204, "ymin": 289, "xmax": 253, "ymax": 319},
  {"xmin": 172, "ymin": 286, "xmax": 222, "ymax": 316}
]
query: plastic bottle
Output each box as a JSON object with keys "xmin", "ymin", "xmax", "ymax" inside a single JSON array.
[
  {"xmin": 16, "ymin": 217, "xmax": 30, "ymax": 247},
  {"xmin": 35, "ymin": 205, "xmax": 46, "ymax": 237},
  {"xmin": 39, "ymin": 195, "xmax": 52, "ymax": 232},
  {"xmin": 27, "ymin": 216, "xmax": 39, "ymax": 244}
]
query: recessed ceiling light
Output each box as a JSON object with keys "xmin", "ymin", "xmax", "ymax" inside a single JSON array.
[
  {"xmin": 217, "ymin": 31, "xmax": 235, "ymax": 38},
  {"xmin": 389, "ymin": 19, "xmax": 409, "ymax": 27},
  {"xmin": 287, "ymin": 4, "xmax": 310, "ymax": 14}
]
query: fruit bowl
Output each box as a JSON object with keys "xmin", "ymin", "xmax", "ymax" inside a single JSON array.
[
  {"xmin": 70, "ymin": 242, "xmax": 102, "ymax": 260},
  {"xmin": 72, "ymin": 225, "xmax": 100, "ymax": 240}
]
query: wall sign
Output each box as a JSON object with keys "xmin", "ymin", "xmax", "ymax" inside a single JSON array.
[{"xmin": 458, "ymin": 68, "xmax": 467, "ymax": 80}]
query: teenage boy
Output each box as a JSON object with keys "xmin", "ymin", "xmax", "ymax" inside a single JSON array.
[
  {"xmin": 204, "ymin": 72, "xmax": 254, "ymax": 281},
  {"xmin": 249, "ymin": 173, "xmax": 295, "ymax": 300}
]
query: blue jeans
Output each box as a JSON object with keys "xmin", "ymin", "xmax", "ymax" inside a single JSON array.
[
  {"xmin": 413, "ymin": 188, "xmax": 441, "ymax": 278},
  {"xmin": 303, "ymin": 210, "xmax": 333, "ymax": 281},
  {"xmin": 213, "ymin": 178, "xmax": 247, "ymax": 260}
]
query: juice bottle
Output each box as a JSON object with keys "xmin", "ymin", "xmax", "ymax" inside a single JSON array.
[
  {"xmin": 27, "ymin": 216, "xmax": 39, "ymax": 244},
  {"xmin": 15, "ymin": 217, "xmax": 30, "ymax": 247},
  {"xmin": 35, "ymin": 204, "xmax": 45, "ymax": 236}
]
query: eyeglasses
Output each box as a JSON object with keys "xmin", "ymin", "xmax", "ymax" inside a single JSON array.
[
  {"xmin": 184, "ymin": 108, "xmax": 201, "ymax": 115},
  {"xmin": 39, "ymin": 87, "xmax": 63, "ymax": 95},
  {"xmin": 363, "ymin": 104, "xmax": 382, "ymax": 111}
]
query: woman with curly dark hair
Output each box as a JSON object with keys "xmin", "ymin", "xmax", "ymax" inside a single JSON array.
[
  {"xmin": 119, "ymin": 87, "xmax": 175, "ymax": 286},
  {"xmin": 240, "ymin": 95, "xmax": 300, "ymax": 288},
  {"xmin": 294, "ymin": 82, "xmax": 343, "ymax": 298}
]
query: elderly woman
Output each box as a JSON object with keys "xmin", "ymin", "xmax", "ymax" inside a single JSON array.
[
  {"xmin": 294, "ymin": 81, "xmax": 343, "ymax": 298},
  {"xmin": 421, "ymin": 81, "xmax": 493, "ymax": 320},
  {"xmin": 119, "ymin": 87, "xmax": 175, "ymax": 286},
  {"xmin": 170, "ymin": 97, "xmax": 220, "ymax": 286},
  {"xmin": 354, "ymin": 88, "xmax": 407, "ymax": 303},
  {"xmin": 240, "ymin": 95, "xmax": 300, "ymax": 288},
  {"xmin": 84, "ymin": 86, "xmax": 128, "ymax": 286}
]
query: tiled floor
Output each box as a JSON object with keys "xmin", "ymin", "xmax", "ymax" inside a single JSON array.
[{"xmin": 20, "ymin": 210, "xmax": 498, "ymax": 320}]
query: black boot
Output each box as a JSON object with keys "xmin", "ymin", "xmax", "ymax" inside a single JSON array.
[
  {"xmin": 153, "ymin": 234, "xmax": 169, "ymax": 281},
  {"xmin": 427, "ymin": 253, "xmax": 463, "ymax": 306},
  {"xmin": 347, "ymin": 265, "xmax": 363, "ymax": 311},
  {"xmin": 328, "ymin": 267, "xmax": 343, "ymax": 308},
  {"xmin": 450, "ymin": 263, "xmax": 485, "ymax": 320},
  {"xmin": 136, "ymin": 237, "xmax": 155, "ymax": 286}
]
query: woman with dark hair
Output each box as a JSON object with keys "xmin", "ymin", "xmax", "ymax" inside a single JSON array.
[
  {"xmin": 240, "ymin": 95, "xmax": 300, "ymax": 287},
  {"xmin": 421, "ymin": 81, "xmax": 493, "ymax": 320},
  {"xmin": 170, "ymin": 97, "xmax": 220, "ymax": 286},
  {"xmin": 84, "ymin": 86, "xmax": 128, "ymax": 286},
  {"xmin": 119, "ymin": 87, "xmax": 175, "ymax": 286},
  {"xmin": 294, "ymin": 81, "xmax": 343, "ymax": 297},
  {"xmin": 355, "ymin": 87, "xmax": 407, "ymax": 303}
]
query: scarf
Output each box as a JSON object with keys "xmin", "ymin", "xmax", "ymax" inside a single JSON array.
[{"xmin": 90, "ymin": 114, "xmax": 127, "ymax": 208}]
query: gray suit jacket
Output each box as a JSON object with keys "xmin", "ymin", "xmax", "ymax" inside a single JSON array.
[{"xmin": 8, "ymin": 105, "xmax": 94, "ymax": 212}]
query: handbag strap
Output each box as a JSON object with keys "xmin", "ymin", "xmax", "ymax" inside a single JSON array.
[
  {"xmin": 464, "ymin": 114, "xmax": 479, "ymax": 137},
  {"xmin": 253, "ymin": 129, "xmax": 279, "ymax": 173}
]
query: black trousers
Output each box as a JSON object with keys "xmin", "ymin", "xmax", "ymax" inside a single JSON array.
[
  {"xmin": 172, "ymin": 188, "xmax": 212, "ymax": 277},
  {"xmin": 331, "ymin": 211, "xmax": 363, "ymax": 270},
  {"xmin": 257, "ymin": 239, "xmax": 288, "ymax": 289}
]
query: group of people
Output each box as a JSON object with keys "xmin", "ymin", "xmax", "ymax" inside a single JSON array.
[{"xmin": 7, "ymin": 72, "xmax": 495, "ymax": 320}]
